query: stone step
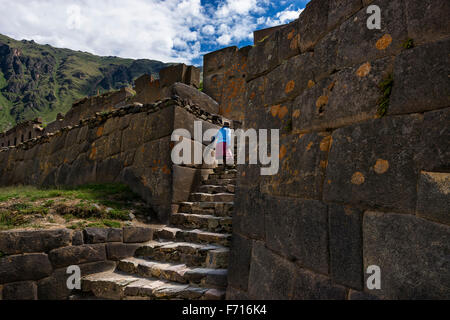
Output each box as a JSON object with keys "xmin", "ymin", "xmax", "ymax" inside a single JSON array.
[
  {"xmin": 118, "ymin": 257, "xmax": 228, "ymax": 288},
  {"xmin": 82, "ymin": 271, "xmax": 225, "ymax": 300},
  {"xmin": 170, "ymin": 213, "xmax": 233, "ymax": 234},
  {"xmin": 203, "ymin": 178, "xmax": 236, "ymax": 186},
  {"xmin": 190, "ymin": 192, "xmax": 234, "ymax": 203},
  {"xmin": 198, "ymin": 184, "xmax": 235, "ymax": 194},
  {"xmin": 179, "ymin": 202, "xmax": 234, "ymax": 217},
  {"xmin": 213, "ymin": 168, "xmax": 238, "ymax": 174},
  {"xmin": 135, "ymin": 241, "xmax": 229, "ymax": 268},
  {"xmin": 154, "ymin": 226, "xmax": 232, "ymax": 246},
  {"xmin": 209, "ymin": 173, "xmax": 237, "ymax": 180}
]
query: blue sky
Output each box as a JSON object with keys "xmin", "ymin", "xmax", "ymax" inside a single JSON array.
[{"xmin": 0, "ymin": 0, "xmax": 310, "ymax": 65}]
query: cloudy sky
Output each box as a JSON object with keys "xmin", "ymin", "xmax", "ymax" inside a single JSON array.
[{"xmin": 0, "ymin": 0, "xmax": 310, "ymax": 65}]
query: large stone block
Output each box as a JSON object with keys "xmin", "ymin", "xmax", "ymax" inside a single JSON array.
[
  {"xmin": 336, "ymin": 0, "xmax": 408, "ymax": 69},
  {"xmin": 245, "ymin": 100, "xmax": 292, "ymax": 132},
  {"xmin": 37, "ymin": 261, "xmax": 116, "ymax": 300},
  {"xmin": 297, "ymin": 0, "xmax": 330, "ymax": 52},
  {"xmin": 83, "ymin": 228, "xmax": 123, "ymax": 244},
  {"xmin": 405, "ymin": 0, "xmax": 450, "ymax": 45},
  {"xmin": 418, "ymin": 108, "xmax": 450, "ymax": 172},
  {"xmin": 264, "ymin": 52, "xmax": 316, "ymax": 106},
  {"xmin": 227, "ymin": 233, "xmax": 253, "ymax": 291},
  {"xmin": 0, "ymin": 254, "xmax": 53, "ymax": 284},
  {"xmin": 261, "ymin": 132, "xmax": 330, "ymax": 200},
  {"xmin": 2, "ymin": 281, "xmax": 37, "ymax": 300},
  {"xmin": 293, "ymin": 57, "xmax": 393, "ymax": 133},
  {"xmin": 48, "ymin": 244, "xmax": 106, "ymax": 269},
  {"xmin": 364, "ymin": 211, "xmax": 450, "ymax": 299},
  {"xmin": 389, "ymin": 39, "xmax": 450, "ymax": 115},
  {"xmin": 106, "ymin": 243, "xmax": 140, "ymax": 261},
  {"xmin": 172, "ymin": 165, "xmax": 202, "ymax": 204},
  {"xmin": 171, "ymin": 83, "xmax": 219, "ymax": 115},
  {"xmin": 0, "ymin": 229, "xmax": 73, "ymax": 255},
  {"xmin": 417, "ymin": 172, "xmax": 450, "ymax": 225},
  {"xmin": 233, "ymin": 186, "xmax": 265, "ymax": 240},
  {"xmin": 324, "ymin": 114, "xmax": 423, "ymax": 213},
  {"xmin": 291, "ymin": 268, "xmax": 348, "ymax": 300},
  {"xmin": 329, "ymin": 205, "xmax": 364, "ymax": 290},
  {"xmin": 247, "ymin": 241, "xmax": 297, "ymax": 300},
  {"xmin": 123, "ymin": 227, "xmax": 153, "ymax": 243},
  {"xmin": 327, "ymin": 0, "xmax": 363, "ymax": 30},
  {"xmin": 264, "ymin": 197, "xmax": 329, "ymax": 274},
  {"xmin": 247, "ymin": 34, "xmax": 279, "ymax": 80}
]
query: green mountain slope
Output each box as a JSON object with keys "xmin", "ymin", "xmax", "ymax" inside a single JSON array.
[{"xmin": 0, "ymin": 34, "xmax": 172, "ymax": 132}]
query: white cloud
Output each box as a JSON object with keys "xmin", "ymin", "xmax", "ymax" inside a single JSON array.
[
  {"xmin": 0, "ymin": 0, "xmax": 306, "ymax": 64},
  {"xmin": 217, "ymin": 34, "xmax": 232, "ymax": 45},
  {"xmin": 265, "ymin": 7, "xmax": 304, "ymax": 27}
]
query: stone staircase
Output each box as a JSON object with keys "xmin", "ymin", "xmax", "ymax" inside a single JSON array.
[{"xmin": 80, "ymin": 164, "xmax": 237, "ymax": 300}]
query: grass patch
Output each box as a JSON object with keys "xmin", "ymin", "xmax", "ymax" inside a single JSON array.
[
  {"xmin": 0, "ymin": 183, "xmax": 149, "ymax": 230},
  {"xmin": 377, "ymin": 74, "xmax": 394, "ymax": 117}
]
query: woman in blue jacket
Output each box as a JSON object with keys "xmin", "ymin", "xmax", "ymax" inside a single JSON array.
[{"xmin": 214, "ymin": 122, "xmax": 233, "ymax": 166}]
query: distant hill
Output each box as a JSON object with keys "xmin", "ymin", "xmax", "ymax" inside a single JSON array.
[{"xmin": 0, "ymin": 34, "xmax": 173, "ymax": 132}]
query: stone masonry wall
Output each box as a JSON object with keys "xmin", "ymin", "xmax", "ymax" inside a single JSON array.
[
  {"xmin": 227, "ymin": 0, "xmax": 450, "ymax": 300},
  {"xmin": 0, "ymin": 92, "xmax": 225, "ymax": 223},
  {"xmin": 203, "ymin": 46, "xmax": 251, "ymax": 122},
  {"xmin": 0, "ymin": 226, "xmax": 154, "ymax": 300}
]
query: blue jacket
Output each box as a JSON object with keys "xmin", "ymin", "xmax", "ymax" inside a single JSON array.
[{"xmin": 215, "ymin": 127, "xmax": 231, "ymax": 144}]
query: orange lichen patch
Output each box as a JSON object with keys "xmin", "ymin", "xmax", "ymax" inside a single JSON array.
[
  {"xmin": 89, "ymin": 147, "xmax": 97, "ymax": 160},
  {"xmin": 285, "ymin": 80, "xmax": 295, "ymax": 94},
  {"xmin": 279, "ymin": 145, "xmax": 287, "ymax": 160},
  {"xmin": 376, "ymin": 34, "xmax": 393, "ymax": 50},
  {"xmin": 316, "ymin": 96, "xmax": 329, "ymax": 109},
  {"xmin": 327, "ymin": 81, "xmax": 336, "ymax": 91},
  {"xmin": 96, "ymin": 127, "xmax": 104, "ymax": 137},
  {"xmin": 320, "ymin": 136, "xmax": 332, "ymax": 152},
  {"xmin": 293, "ymin": 110, "xmax": 301, "ymax": 118},
  {"xmin": 320, "ymin": 160, "xmax": 328, "ymax": 169},
  {"xmin": 278, "ymin": 106, "xmax": 289, "ymax": 119},
  {"xmin": 162, "ymin": 165, "xmax": 171, "ymax": 175},
  {"xmin": 307, "ymin": 80, "xmax": 316, "ymax": 88},
  {"xmin": 356, "ymin": 62, "xmax": 372, "ymax": 77},
  {"xmin": 306, "ymin": 142, "xmax": 314, "ymax": 151},
  {"xmin": 290, "ymin": 35, "xmax": 300, "ymax": 50},
  {"xmin": 287, "ymin": 29, "xmax": 296, "ymax": 40},
  {"xmin": 351, "ymin": 172, "xmax": 365, "ymax": 185},
  {"xmin": 271, "ymin": 105, "xmax": 281, "ymax": 117},
  {"xmin": 374, "ymin": 159, "xmax": 390, "ymax": 174}
]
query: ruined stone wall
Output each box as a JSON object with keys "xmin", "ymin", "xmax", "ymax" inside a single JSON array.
[
  {"xmin": 0, "ymin": 118, "xmax": 44, "ymax": 148},
  {"xmin": 0, "ymin": 226, "xmax": 154, "ymax": 300},
  {"xmin": 227, "ymin": 0, "xmax": 450, "ymax": 300},
  {"xmin": 0, "ymin": 95, "xmax": 225, "ymax": 223}
]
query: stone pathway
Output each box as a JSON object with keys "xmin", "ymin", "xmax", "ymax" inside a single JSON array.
[{"xmin": 80, "ymin": 164, "xmax": 237, "ymax": 300}]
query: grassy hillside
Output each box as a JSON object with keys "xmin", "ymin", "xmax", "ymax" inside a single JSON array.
[{"xmin": 0, "ymin": 34, "xmax": 172, "ymax": 132}]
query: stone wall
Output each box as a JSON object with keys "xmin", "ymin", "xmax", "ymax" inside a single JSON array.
[
  {"xmin": 0, "ymin": 118, "xmax": 44, "ymax": 148},
  {"xmin": 203, "ymin": 46, "xmax": 251, "ymax": 122},
  {"xmin": 0, "ymin": 63, "xmax": 205, "ymax": 150},
  {"xmin": 227, "ymin": 0, "xmax": 450, "ymax": 300},
  {"xmin": 0, "ymin": 91, "xmax": 225, "ymax": 223},
  {"xmin": 0, "ymin": 226, "xmax": 153, "ymax": 300}
]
